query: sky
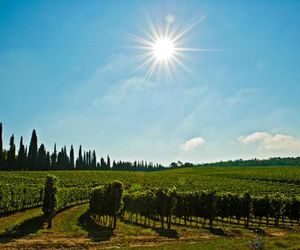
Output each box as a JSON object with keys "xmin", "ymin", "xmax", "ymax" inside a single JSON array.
[{"xmin": 1, "ymin": 0, "xmax": 300, "ymax": 165}]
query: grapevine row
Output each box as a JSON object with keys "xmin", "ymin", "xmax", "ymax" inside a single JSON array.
[
  {"xmin": 0, "ymin": 184, "xmax": 43, "ymax": 216},
  {"xmin": 122, "ymin": 189, "xmax": 300, "ymax": 229}
]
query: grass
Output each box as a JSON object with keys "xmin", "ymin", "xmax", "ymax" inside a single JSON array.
[
  {"xmin": 0, "ymin": 207, "xmax": 44, "ymax": 244},
  {"xmin": 120, "ymin": 238, "xmax": 252, "ymax": 250},
  {"xmin": 0, "ymin": 208, "xmax": 42, "ymax": 235},
  {"xmin": 49, "ymin": 203, "xmax": 88, "ymax": 236},
  {"xmin": 1, "ymin": 204, "xmax": 300, "ymax": 249}
]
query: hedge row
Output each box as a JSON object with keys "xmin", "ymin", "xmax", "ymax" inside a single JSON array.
[
  {"xmin": 0, "ymin": 184, "xmax": 43, "ymax": 216},
  {"xmin": 89, "ymin": 181, "xmax": 123, "ymax": 229},
  {"xmin": 123, "ymin": 189, "xmax": 300, "ymax": 229}
]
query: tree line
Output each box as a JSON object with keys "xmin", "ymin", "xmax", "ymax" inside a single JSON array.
[
  {"xmin": 0, "ymin": 123, "xmax": 164, "ymax": 171},
  {"xmin": 170, "ymin": 157, "xmax": 300, "ymax": 169}
]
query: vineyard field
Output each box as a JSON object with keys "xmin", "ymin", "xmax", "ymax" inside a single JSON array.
[
  {"xmin": 1, "ymin": 166, "xmax": 299, "ymax": 197},
  {"xmin": 1, "ymin": 166, "xmax": 300, "ymax": 249}
]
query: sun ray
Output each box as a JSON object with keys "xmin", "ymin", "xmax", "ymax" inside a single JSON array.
[
  {"xmin": 134, "ymin": 54, "xmax": 157, "ymax": 73},
  {"xmin": 129, "ymin": 13, "xmax": 215, "ymax": 80},
  {"xmin": 175, "ymin": 48, "xmax": 221, "ymax": 52},
  {"xmin": 171, "ymin": 14, "xmax": 207, "ymax": 43}
]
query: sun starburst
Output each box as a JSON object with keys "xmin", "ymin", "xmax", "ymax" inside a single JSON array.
[{"xmin": 129, "ymin": 14, "xmax": 213, "ymax": 81}]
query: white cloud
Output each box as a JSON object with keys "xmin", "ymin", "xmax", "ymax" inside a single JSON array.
[
  {"xmin": 180, "ymin": 137, "xmax": 205, "ymax": 151},
  {"xmin": 239, "ymin": 132, "xmax": 300, "ymax": 152}
]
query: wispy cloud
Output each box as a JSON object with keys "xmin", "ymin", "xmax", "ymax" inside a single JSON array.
[
  {"xmin": 239, "ymin": 132, "xmax": 300, "ymax": 152},
  {"xmin": 180, "ymin": 137, "xmax": 205, "ymax": 151},
  {"xmin": 97, "ymin": 76, "xmax": 155, "ymax": 107}
]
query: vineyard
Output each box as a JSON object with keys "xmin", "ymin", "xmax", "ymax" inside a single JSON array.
[
  {"xmin": 0, "ymin": 166, "xmax": 300, "ymax": 249},
  {"xmin": 1, "ymin": 166, "xmax": 300, "ymax": 216}
]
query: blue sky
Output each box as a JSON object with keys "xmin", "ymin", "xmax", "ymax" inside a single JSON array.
[{"xmin": 1, "ymin": 0, "xmax": 300, "ymax": 164}]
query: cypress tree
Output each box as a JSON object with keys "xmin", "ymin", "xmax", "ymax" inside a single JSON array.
[
  {"xmin": 84, "ymin": 151, "xmax": 88, "ymax": 168},
  {"xmin": 76, "ymin": 145, "xmax": 83, "ymax": 169},
  {"xmin": 87, "ymin": 151, "xmax": 90, "ymax": 168},
  {"xmin": 70, "ymin": 145, "xmax": 74, "ymax": 169},
  {"xmin": 86, "ymin": 151, "xmax": 89, "ymax": 168},
  {"xmin": 0, "ymin": 123, "xmax": 3, "ymax": 169},
  {"xmin": 7, "ymin": 134, "xmax": 16, "ymax": 169},
  {"xmin": 83, "ymin": 151, "xmax": 86, "ymax": 169},
  {"xmin": 56, "ymin": 148, "xmax": 63, "ymax": 169},
  {"xmin": 17, "ymin": 136, "xmax": 26, "ymax": 170},
  {"xmin": 92, "ymin": 150, "xmax": 96, "ymax": 169},
  {"xmin": 107, "ymin": 155, "xmax": 111, "ymax": 169},
  {"xmin": 28, "ymin": 129, "xmax": 38, "ymax": 170},
  {"xmin": 42, "ymin": 175, "xmax": 59, "ymax": 228},
  {"xmin": 112, "ymin": 160, "xmax": 116, "ymax": 169},
  {"xmin": 38, "ymin": 144, "xmax": 47, "ymax": 170},
  {"xmin": 100, "ymin": 157, "xmax": 106, "ymax": 169},
  {"xmin": 88, "ymin": 150, "xmax": 92, "ymax": 168},
  {"xmin": 63, "ymin": 146, "xmax": 69, "ymax": 169},
  {"xmin": 51, "ymin": 144, "xmax": 57, "ymax": 169},
  {"xmin": 46, "ymin": 152, "xmax": 51, "ymax": 170}
]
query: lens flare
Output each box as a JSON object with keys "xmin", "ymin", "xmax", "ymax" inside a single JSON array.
[{"xmin": 129, "ymin": 14, "xmax": 215, "ymax": 80}]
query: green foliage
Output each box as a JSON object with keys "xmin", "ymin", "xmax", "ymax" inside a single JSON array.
[
  {"xmin": 42, "ymin": 175, "xmax": 91, "ymax": 228},
  {"xmin": 28, "ymin": 129, "xmax": 38, "ymax": 168},
  {"xmin": 89, "ymin": 181, "xmax": 123, "ymax": 229},
  {"xmin": 42, "ymin": 175, "xmax": 59, "ymax": 228},
  {"xmin": 124, "ymin": 189, "xmax": 300, "ymax": 229},
  {"xmin": 6, "ymin": 134, "xmax": 16, "ymax": 169},
  {"xmin": 269, "ymin": 193, "xmax": 286, "ymax": 227},
  {"xmin": 0, "ymin": 123, "xmax": 3, "ymax": 169},
  {"xmin": 1, "ymin": 166, "xmax": 300, "ymax": 224},
  {"xmin": 240, "ymin": 192, "xmax": 252, "ymax": 227},
  {"xmin": 57, "ymin": 187, "xmax": 90, "ymax": 210},
  {"xmin": 0, "ymin": 184, "xmax": 43, "ymax": 215},
  {"xmin": 285, "ymin": 196, "xmax": 300, "ymax": 222},
  {"xmin": 17, "ymin": 137, "xmax": 26, "ymax": 170}
]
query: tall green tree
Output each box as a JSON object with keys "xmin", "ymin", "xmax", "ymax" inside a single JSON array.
[
  {"xmin": 46, "ymin": 152, "xmax": 51, "ymax": 170},
  {"xmin": 38, "ymin": 144, "xmax": 47, "ymax": 170},
  {"xmin": 0, "ymin": 123, "xmax": 3, "ymax": 169},
  {"xmin": 17, "ymin": 136, "xmax": 26, "ymax": 170},
  {"xmin": 28, "ymin": 129, "xmax": 38, "ymax": 169},
  {"xmin": 107, "ymin": 155, "xmax": 111, "ymax": 169},
  {"xmin": 63, "ymin": 146, "xmax": 69, "ymax": 168},
  {"xmin": 92, "ymin": 150, "xmax": 97, "ymax": 169},
  {"xmin": 7, "ymin": 134, "xmax": 16, "ymax": 169},
  {"xmin": 70, "ymin": 145, "xmax": 74, "ymax": 169},
  {"xmin": 76, "ymin": 145, "xmax": 83, "ymax": 169},
  {"xmin": 42, "ymin": 175, "xmax": 59, "ymax": 228},
  {"xmin": 100, "ymin": 157, "xmax": 106, "ymax": 169},
  {"xmin": 87, "ymin": 151, "xmax": 91, "ymax": 168},
  {"xmin": 50, "ymin": 144, "xmax": 57, "ymax": 169},
  {"xmin": 56, "ymin": 146, "xmax": 69, "ymax": 169}
]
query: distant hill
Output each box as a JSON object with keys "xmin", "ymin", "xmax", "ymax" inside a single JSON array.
[{"xmin": 169, "ymin": 157, "xmax": 300, "ymax": 169}]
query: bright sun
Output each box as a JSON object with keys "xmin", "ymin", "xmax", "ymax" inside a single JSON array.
[
  {"xmin": 152, "ymin": 38, "xmax": 175, "ymax": 61},
  {"xmin": 130, "ymin": 14, "xmax": 212, "ymax": 80}
]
